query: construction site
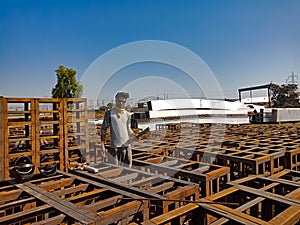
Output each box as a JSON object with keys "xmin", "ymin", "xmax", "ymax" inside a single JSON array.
[{"xmin": 1, "ymin": 96, "xmax": 300, "ymax": 225}]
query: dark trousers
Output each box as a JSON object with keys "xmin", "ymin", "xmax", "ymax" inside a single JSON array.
[{"xmin": 108, "ymin": 147, "xmax": 132, "ymax": 167}]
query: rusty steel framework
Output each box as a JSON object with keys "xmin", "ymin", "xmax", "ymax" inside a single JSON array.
[
  {"xmin": 1, "ymin": 97, "xmax": 300, "ymax": 224},
  {"xmin": 0, "ymin": 97, "xmax": 90, "ymax": 181}
]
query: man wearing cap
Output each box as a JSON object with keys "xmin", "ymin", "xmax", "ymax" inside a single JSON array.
[{"xmin": 100, "ymin": 92, "xmax": 137, "ymax": 167}]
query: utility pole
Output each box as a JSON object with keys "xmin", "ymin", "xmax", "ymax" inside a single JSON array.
[{"xmin": 286, "ymin": 71, "xmax": 299, "ymax": 87}]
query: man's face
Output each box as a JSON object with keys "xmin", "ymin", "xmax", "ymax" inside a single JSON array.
[{"xmin": 116, "ymin": 96, "xmax": 126, "ymax": 109}]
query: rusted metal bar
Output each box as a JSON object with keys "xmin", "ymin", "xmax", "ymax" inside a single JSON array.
[
  {"xmin": 0, "ymin": 97, "xmax": 4, "ymax": 181},
  {"xmin": 141, "ymin": 203, "xmax": 200, "ymax": 225},
  {"xmin": 30, "ymin": 214, "xmax": 66, "ymax": 225},
  {"xmin": 132, "ymin": 155, "xmax": 230, "ymax": 197},
  {"xmin": 0, "ymin": 205, "xmax": 52, "ymax": 225},
  {"xmin": 16, "ymin": 182, "xmax": 99, "ymax": 224},
  {"xmin": 121, "ymin": 197, "xmax": 239, "ymax": 206}
]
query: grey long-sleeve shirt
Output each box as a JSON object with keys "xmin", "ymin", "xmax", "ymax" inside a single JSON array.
[{"xmin": 101, "ymin": 108, "xmax": 134, "ymax": 148}]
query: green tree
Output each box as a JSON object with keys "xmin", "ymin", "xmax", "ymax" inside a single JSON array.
[
  {"xmin": 270, "ymin": 83, "xmax": 299, "ymax": 107},
  {"xmin": 106, "ymin": 102, "xmax": 114, "ymax": 109},
  {"xmin": 99, "ymin": 105, "xmax": 108, "ymax": 112},
  {"xmin": 52, "ymin": 65, "xmax": 83, "ymax": 98}
]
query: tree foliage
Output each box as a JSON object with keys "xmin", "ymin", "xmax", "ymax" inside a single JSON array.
[
  {"xmin": 270, "ymin": 83, "xmax": 299, "ymax": 108},
  {"xmin": 106, "ymin": 102, "xmax": 114, "ymax": 110},
  {"xmin": 98, "ymin": 102, "xmax": 114, "ymax": 113},
  {"xmin": 52, "ymin": 65, "xmax": 83, "ymax": 98},
  {"xmin": 99, "ymin": 105, "xmax": 108, "ymax": 112}
]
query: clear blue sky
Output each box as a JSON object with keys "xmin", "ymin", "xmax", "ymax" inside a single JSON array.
[{"xmin": 1, "ymin": 0, "xmax": 300, "ymax": 103}]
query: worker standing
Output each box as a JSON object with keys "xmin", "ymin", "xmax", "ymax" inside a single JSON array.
[{"xmin": 100, "ymin": 92, "xmax": 138, "ymax": 167}]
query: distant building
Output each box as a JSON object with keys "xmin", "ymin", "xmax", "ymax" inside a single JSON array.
[
  {"xmin": 241, "ymin": 96, "xmax": 269, "ymax": 105},
  {"xmin": 238, "ymin": 84, "xmax": 272, "ymax": 107}
]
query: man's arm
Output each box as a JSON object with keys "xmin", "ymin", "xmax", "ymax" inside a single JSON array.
[
  {"xmin": 101, "ymin": 110, "xmax": 110, "ymax": 137},
  {"xmin": 126, "ymin": 112, "xmax": 137, "ymax": 137},
  {"xmin": 101, "ymin": 134, "xmax": 106, "ymax": 144},
  {"xmin": 100, "ymin": 110, "xmax": 110, "ymax": 155}
]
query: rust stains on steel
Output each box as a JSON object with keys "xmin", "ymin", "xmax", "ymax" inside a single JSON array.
[{"xmin": 121, "ymin": 197, "xmax": 239, "ymax": 206}]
